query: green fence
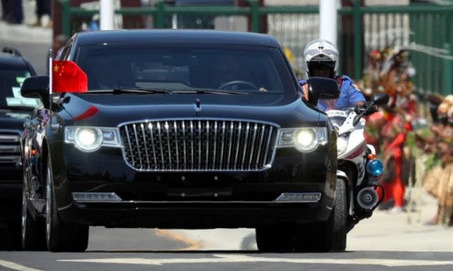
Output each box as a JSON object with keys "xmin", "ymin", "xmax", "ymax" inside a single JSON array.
[{"xmin": 56, "ymin": 0, "xmax": 453, "ymax": 99}]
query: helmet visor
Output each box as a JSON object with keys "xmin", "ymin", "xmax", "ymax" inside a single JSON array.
[{"xmin": 307, "ymin": 61, "xmax": 335, "ymax": 71}]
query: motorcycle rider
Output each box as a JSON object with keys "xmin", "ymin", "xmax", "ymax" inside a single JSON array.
[
  {"xmin": 299, "ymin": 39, "xmax": 366, "ymax": 111},
  {"xmin": 300, "ymin": 39, "xmax": 383, "ymax": 217}
]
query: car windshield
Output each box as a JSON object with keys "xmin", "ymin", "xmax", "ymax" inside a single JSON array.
[
  {"xmin": 75, "ymin": 44, "xmax": 297, "ymax": 95},
  {"xmin": 0, "ymin": 67, "xmax": 41, "ymax": 110}
]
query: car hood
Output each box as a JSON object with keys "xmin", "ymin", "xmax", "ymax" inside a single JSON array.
[
  {"xmin": 59, "ymin": 93, "xmax": 326, "ymax": 127},
  {"xmin": 0, "ymin": 110, "xmax": 31, "ymax": 130}
]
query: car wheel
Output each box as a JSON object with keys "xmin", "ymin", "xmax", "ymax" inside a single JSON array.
[
  {"xmin": 45, "ymin": 157, "xmax": 89, "ymax": 252},
  {"xmin": 255, "ymin": 225, "xmax": 294, "ymax": 252},
  {"xmin": 294, "ymin": 179, "xmax": 348, "ymax": 252},
  {"xmin": 21, "ymin": 169, "xmax": 46, "ymax": 251},
  {"xmin": 329, "ymin": 178, "xmax": 348, "ymax": 251}
]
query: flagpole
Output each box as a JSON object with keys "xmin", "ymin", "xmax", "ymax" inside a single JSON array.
[{"xmin": 49, "ymin": 48, "xmax": 53, "ymax": 95}]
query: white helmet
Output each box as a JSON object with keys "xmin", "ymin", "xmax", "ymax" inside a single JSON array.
[{"xmin": 303, "ymin": 39, "xmax": 339, "ymax": 77}]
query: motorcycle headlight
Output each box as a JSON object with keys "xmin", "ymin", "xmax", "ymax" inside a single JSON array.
[
  {"xmin": 65, "ymin": 127, "xmax": 122, "ymax": 152},
  {"xmin": 337, "ymin": 136, "xmax": 348, "ymax": 155},
  {"xmin": 277, "ymin": 127, "xmax": 327, "ymax": 153}
]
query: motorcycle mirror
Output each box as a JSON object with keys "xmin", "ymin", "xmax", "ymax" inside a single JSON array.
[
  {"xmin": 371, "ymin": 92, "xmax": 390, "ymax": 106},
  {"xmin": 306, "ymin": 77, "xmax": 340, "ymax": 106},
  {"xmin": 353, "ymin": 92, "xmax": 390, "ymax": 126}
]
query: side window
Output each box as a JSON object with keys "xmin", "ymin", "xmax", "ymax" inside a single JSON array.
[{"xmin": 59, "ymin": 42, "xmax": 72, "ymax": 60}]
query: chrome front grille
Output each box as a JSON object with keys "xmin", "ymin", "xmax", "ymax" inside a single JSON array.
[
  {"xmin": 119, "ymin": 119, "xmax": 278, "ymax": 171},
  {"xmin": 0, "ymin": 130, "xmax": 21, "ymax": 164}
]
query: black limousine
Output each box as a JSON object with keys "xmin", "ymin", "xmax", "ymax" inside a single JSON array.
[{"xmin": 20, "ymin": 30, "xmax": 343, "ymax": 252}]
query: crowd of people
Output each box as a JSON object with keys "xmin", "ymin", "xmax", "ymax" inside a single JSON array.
[
  {"xmin": 414, "ymin": 94, "xmax": 453, "ymax": 226},
  {"xmin": 1, "ymin": 0, "xmax": 52, "ymax": 27},
  {"xmin": 295, "ymin": 39, "xmax": 453, "ymax": 226},
  {"xmin": 359, "ymin": 46, "xmax": 453, "ymax": 226}
]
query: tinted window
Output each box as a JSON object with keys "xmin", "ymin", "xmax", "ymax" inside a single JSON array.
[
  {"xmin": 75, "ymin": 44, "xmax": 297, "ymax": 94},
  {"xmin": 0, "ymin": 67, "xmax": 40, "ymax": 109}
]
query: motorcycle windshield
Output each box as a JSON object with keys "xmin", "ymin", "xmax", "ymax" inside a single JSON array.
[{"xmin": 326, "ymin": 110, "xmax": 348, "ymax": 131}]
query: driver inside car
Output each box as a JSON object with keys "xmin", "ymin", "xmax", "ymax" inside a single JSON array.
[
  {"xmin": 214, "ymin": 55, "xmax": 255, "ymax": 90},
  {"xmin": 299, "ymin": 39, "xmax": 366, "ymax": 111}
]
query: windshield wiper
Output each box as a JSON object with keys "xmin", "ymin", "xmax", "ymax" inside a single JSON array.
[
  {"xmin": 85, "ymin": 88, "xmax": 174, "ymax": 95},
  {"xmin": 174, "ymin": 89, "xmax": 248, "ymax": 95}
]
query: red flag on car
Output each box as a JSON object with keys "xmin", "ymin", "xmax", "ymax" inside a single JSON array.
[{"xmin": 52, "ymin": 60, "xmax": 88, "ymax": 93}]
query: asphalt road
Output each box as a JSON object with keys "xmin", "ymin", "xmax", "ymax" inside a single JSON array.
[{"xmin": 1, "ymin": 196, "xmax": 453, "ymax": 271}]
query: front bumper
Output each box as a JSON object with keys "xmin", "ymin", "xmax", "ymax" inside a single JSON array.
[
  {"xmin": 60, "ymin": 197, "xmax": 333, "ymax": 228},
  {"xmin": 49, "ymin": 140, "xmax": 337, "ymax": 228}
]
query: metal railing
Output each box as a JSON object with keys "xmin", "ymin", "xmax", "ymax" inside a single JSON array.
[{"xmin": 56, "ymin": 0, "xmax": 453, "ymax": 98}]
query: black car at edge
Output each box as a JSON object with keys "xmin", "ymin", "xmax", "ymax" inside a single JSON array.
[
  {"xmin": 20, "ymin": 30, "xmax": 343, "ymax": 252},
  {"xmin": 0, "ymin": 47, "xmax": 38, "ymax": 249}
]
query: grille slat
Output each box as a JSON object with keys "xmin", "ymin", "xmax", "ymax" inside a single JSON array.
[
  {"xmin": 165, "ymin": 121, "xmax": 172, "ymax": 169},
  {"xmin": 262, "ymin": 126, "xmax": 274, "ymax": 169},
  {"xmin": 198, "ymin": 121, "xmax": 202, "ymax": 170},
  {"xmin": 0, "ymin": 131, "xmax": 21, "ymax": 164},
  {"xmin": 213, "ymin": 121, "xmax": 217, "ymax": 169},
  {"xmin": 227, "ymin": 122, "xmax": 234, "ymax": 168},
  {"xmin": 173, "ymin": 121, "xmax": 178, "ymax": 169},
  {"xmin": 219, "ymin": 121, "xmax": 226, "ymax": 168},
  {"xmin": 132, "ymin": 124, "xmax": 143, "ymax": 169},
  {"xmin": 148, "ymin": 123, "xmax": 158, "ymax": 169},
  {"xmin": 140, "ymin": 123, "xmax": 150, "ymax": 169},
  {"xmin": 233, "ymin": 122, "xmax": 242, "ymax": 169},
  {"xmin": 190, "ymin": 121, "xmax": 194, "ymax": 169},
  {"xmin": 181, "ymin": 121, "xmax": 187, "ymax": 169},
  {"xmin": 248, "ymin": 123, "xmax": 258, "ymax": 170},
  {"xmin": 120, "ymin": 119, "xmax": 277, "ymax": 172},
  {"xmin": 205, "ymin": 121, "xmax": 210, "ymax": 170},
  {"xmin": 241, "ymin": 122, "xmax": 250, "ymax": 170},
  {"xmin": 157, "ymin": 122, "xmax": 165, "ymax": 169}
]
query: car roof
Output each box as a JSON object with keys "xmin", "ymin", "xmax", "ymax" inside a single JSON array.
[
  {"xmin": 0, "ymin": 48, "xmax": 35, "ymax": 72},
  {"xmin": 71, "ymin": 29, "xmax": 280, "ymax": 48}
]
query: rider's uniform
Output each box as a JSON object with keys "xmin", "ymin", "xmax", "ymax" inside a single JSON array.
[{"xmin": 299, "ymin": 75, "xmax": 366, "ymax": 111}]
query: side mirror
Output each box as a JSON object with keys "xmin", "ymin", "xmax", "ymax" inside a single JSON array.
[
  {"xmin": 21, "ymin": 76, "xmax": 50, "ymax": 108},
  {"xmin": 306, "ymin": 77, "xmax": 340, "ymax": 106},
  {"xmin": 371, "ymin": 92, "xmax": 390, "ymax": 106}
]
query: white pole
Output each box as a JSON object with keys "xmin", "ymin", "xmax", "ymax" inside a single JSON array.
[
  {"xmin": 100, "ymin": 0, "xmax": 115, "ymax": 30},
  {"xmin": 49, "ymin": 49, "xmax": 53, "ymax": 95},
  {"xmin": 319, "ymin": 0, "xmax": 338, "ymax": 45}
]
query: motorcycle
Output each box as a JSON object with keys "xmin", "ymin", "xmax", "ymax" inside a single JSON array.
[{"xmin": 326, "ymin": 92, "xmax": 389, "ymax": 230}]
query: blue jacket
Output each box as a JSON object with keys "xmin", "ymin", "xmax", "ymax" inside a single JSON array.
[{"xmin": 299, "ymin": 75, "xmax": 366, "ymax": 111}]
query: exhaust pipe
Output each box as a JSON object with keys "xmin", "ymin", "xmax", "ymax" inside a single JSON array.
[{"xmin": 356, "ymin": 187, "xmax": 379, "ymax": 210}]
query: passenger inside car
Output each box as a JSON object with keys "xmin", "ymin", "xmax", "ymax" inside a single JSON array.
[{"xmin": 86, "ymin": 57, "xmax": 135, "ymax": 90}]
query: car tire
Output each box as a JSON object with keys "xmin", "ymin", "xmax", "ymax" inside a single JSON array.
[
  {"xmin": 21, "ymin": 179, "xmax": 46, "ymax": 251},
  {"xmin": 255, "ymin": 225, "xmax": 294, "ymax": 252},
  {"xmin": 330, "ymin": 178, "xmax": 348, "ymax": 251},
  {"xmin": 45, "ymin": 157, "xmax": 89, "ymax": 252},
  {"xmin": 294, "ymin": 178, "xmax": 348, "ymax": 252}
]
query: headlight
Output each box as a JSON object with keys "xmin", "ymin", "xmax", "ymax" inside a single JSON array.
[
  {"xmin": 337, "ymin": 136, "xmax": 348, "ymax": 155},
  {"xmin": 277, "ymin": 127, "xmax": 328, "ymax": 153},
  {"xmin": 65, "ymin": 127, "xmax": 122, "ymax": 152}
]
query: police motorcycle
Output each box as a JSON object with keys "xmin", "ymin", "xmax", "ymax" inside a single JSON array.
[{"xmin": 307, "ymin": 77, "xmax": 389, "ymax": 231}]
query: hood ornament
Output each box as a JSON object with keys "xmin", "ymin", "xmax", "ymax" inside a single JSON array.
[{"xmin": 194, "ymin": 99, "xmax": 201, "ymax": 117}]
